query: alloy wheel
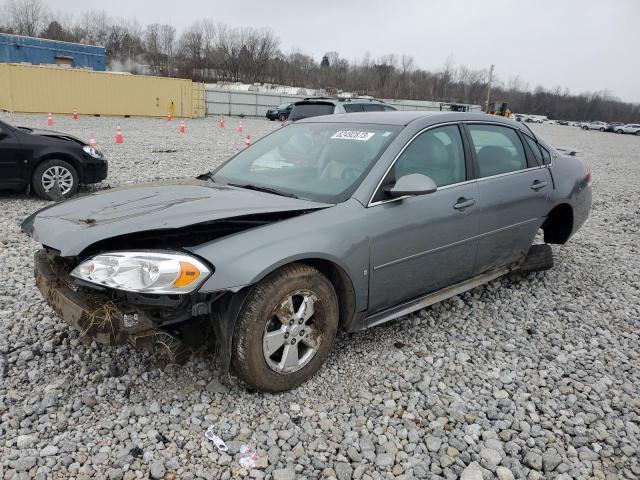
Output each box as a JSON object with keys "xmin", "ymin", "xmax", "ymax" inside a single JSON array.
[
  {"xmin": 263, "ymin": 289, "xmax": 322, "ymax": 373},
  {"xmin": 41, "ymin": 165, "xmax": 74, "ymax": 195}
]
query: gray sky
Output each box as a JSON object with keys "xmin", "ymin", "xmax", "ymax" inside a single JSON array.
[{"xmin": 48, "ymin": 0, "xmax": 640, "ymax": 102}]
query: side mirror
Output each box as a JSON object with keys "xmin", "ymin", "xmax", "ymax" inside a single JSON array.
[{"xmin": 386, "ymin": 173, "xmax": 437, "ymax": 198}]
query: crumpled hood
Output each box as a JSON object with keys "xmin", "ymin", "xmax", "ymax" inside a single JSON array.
[{"xmin": 21, "ymin": 179, "xmax": 330, "ymax": 256}]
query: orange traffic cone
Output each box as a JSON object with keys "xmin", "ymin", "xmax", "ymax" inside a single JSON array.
[
  {"xmin": 47, "ymin": 113, "xmax": 53, "ymax": 127},
  {"xmin": 115, "ymin": 125, "xmax": 123, "ymax": 144},
  {"xmin": 167, "ymin": 111, "xmax": 172, "ymax": 122},
  {"xmin": 220, "ymin": 115, "xmax": 225, "ymax": 128},
  {"xmin": 179, "ymin": 120, "xmax": 185, "ymax": 134},
  {"xmin": 238, "ymin": 120, "xmax": 243, "ymax": 134},
  {"xmin": 89, "ymin": 133, "xmax": 97, "ymax": 148},
  {"xmin": 72, "ymin": 109, "xmax": 78, "ymax": 120},
  {"xmin": 245, "ymin": 134, "xmax": 251, "ymax": 147}
]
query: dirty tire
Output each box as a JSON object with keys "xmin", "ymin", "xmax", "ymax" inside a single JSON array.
[
  {"xmin": 231, "ymin": 263, "xmax": 339, "ymax": 392},
  {"xmin": 32, "ymin": 159, "xmax": 79, "ymax": 200},
  {"xmin": 519, "ymin": 244, "xmax": 554, "ymax": 273},
  {"xmin": 278, "ymin": 113, "xmax": 287, "ymax": 122}
]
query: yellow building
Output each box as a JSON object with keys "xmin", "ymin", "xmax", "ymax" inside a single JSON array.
[{"xmin": 0, "ymin": 63, "xmax": 204, "ymax": 118}]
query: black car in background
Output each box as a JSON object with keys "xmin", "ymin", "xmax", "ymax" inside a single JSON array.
[
  {"xmin": 606, "ymin": 122, "xmax": 624, "ymax": 132},
  {"xmin": 0, "ymin": 119, "xmax": 107, "ymax": 200},
  {"xmin": 288, "ymin": 97, "xmax": 397, "ymax": 122},
  {"xmin": 266, "ymin": 103, "xmax": 294, "ymax": 121}
]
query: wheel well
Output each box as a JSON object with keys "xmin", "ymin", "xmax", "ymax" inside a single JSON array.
[
  {"xmin": 542, "ymin": 203, "xmax": 574, "ymax": 244},
  {"xmin": 297, "ymin": 259, "xmax": 357, "ymax": 331},
  {"xmin": 33, "ymin": 153, "xmax": 81, "ymax": 181}
]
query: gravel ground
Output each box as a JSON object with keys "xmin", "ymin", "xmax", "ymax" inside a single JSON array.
[{"xmin": 0, "ymin": 114, "xmax": 638, "ymax": 480}]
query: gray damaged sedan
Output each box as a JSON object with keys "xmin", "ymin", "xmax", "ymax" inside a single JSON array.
[{"xmin": 22, "ymin": 112, "xmax": 592, "ymax": 392}]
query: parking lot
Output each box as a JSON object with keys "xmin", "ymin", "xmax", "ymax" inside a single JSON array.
[{"xmin": 1, "ymin": 114, "xmax": 638, "ymax": 479}]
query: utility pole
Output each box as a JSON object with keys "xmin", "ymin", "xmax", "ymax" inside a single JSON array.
[{"xmin": 485, "ymin": 64, "xmax": 494, "ymax": 113}]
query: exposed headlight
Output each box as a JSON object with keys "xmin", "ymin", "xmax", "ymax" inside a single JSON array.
[
  {"xmin": 82, "ymin": 145, "xmax": 103, "ymax": 158},
  {"xmin": 71, "ymin": 251, "xmax": 211, "ymax": 294}
]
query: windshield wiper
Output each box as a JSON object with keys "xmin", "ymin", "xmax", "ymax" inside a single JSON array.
[{"xmin": 227, "ymin": 183, "xmax": 299, "ymax": 199}]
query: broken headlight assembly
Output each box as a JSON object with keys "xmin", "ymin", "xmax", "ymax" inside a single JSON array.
[{"xmin": 70, "ymin": 251, "xmax": 211, "ymax": 294}]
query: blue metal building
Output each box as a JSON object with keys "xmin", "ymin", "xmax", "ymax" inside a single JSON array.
[{"xmin": 0, "ymin": 33, "xmax": 105, "ymax": 71}]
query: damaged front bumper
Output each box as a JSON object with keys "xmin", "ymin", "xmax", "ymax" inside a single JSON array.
[{"xmin": 33, "ymin": 249, "xmax": 223, "ymax": 363}]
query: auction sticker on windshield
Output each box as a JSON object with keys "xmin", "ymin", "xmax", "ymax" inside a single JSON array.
[{"xmin": 331, "ymin": 131, "xmax": 375, "ymax": 141}]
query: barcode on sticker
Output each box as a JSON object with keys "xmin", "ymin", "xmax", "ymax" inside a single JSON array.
[{"xmin": 331, "ymin": 130, "xmax": 375, "ymax": 141}]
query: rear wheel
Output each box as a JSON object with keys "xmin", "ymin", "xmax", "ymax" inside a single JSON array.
[
  {"xmin": 582, "ymin": 126, "xmax": 588, "ymax": 130},
  {"xmin": 617, "ymin": 129, "xmax": 624, "ymax": 134},
  {"xmin": 636, "ymin": 131, "xmax": 640, "ymax": 136},
  {"xmin": 599, "ymin": 127, "xmax": 605, "ymax": 132},
  {"xmin": 231, "ymin": 263, "xmax": 339, "ymax": 392},
  {"xmin": 32, "ymin": 159, "xmax": 79, "ymax": 200}
]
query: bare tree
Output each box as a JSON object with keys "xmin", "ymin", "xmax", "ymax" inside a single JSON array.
[
  {"xmin": 145, "ymin": 24, "xmax": 162, "ymax": 73},
  {"xmin": 159, "ymin": 24, "xmax": 176, "ymax": 76},
  {"xmin": 200, "ymin": 19, "xmax": 217, "ymax": 71},
  {"xmin": 5, "ymin": 0, "xmax": 47, "ymax": 36},
  {"xmin": 217, "ymin": 24, "xmax": 243, "ymax": 82},
  {"xmin": 178, "ymin": 22, "xmax": 205, "ymax": 80},
  {"xmin": 239, "ymin": 28, "xmax": 279, "ymax": 83}
]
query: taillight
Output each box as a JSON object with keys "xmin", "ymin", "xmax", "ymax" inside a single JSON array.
[{"xmin": 584, "ymin": 161, "xmax": 593, "ymax": 185}]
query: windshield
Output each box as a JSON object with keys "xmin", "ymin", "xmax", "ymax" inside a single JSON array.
[{"xmin": 213, "ymin": 122, "xmax": 401, "ymax": 203}]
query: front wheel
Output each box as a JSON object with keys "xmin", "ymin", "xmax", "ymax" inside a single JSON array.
[
  {"xmin": 231, "ymin": 263, "xmax": 339, "ymax": 392},
  {"xmin": 582, "ymin": 126, "xmax": 588, "ymax": 130},
  {"xmin": 617, "ymin": 130, "xmax": 624, "ymax": 134},
  {"xmin": 279, "ymin": 113, "xmax": 287, "ymax": 122},
  {"xmin": 32, "ymin": 159, "xmax": 79, "ymax": 200},
  {"xmin": 599, "ymin": 127, "xmax": 605, "ymax": 131}
]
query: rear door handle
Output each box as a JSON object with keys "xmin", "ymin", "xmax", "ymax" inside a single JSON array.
[
  {"xmin": 531, "ymin": 180, "xmax": 548, "ymax": 190},
  {"xmin": 454, "ymin": 198, "xmax": 475, "ymax": 210}
]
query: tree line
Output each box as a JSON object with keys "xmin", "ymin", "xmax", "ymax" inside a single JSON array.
[{"xmin": 2, "ymin": 0, "xmax": 638, "ymax": 122}]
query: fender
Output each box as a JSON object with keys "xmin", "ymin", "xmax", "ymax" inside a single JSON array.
[{"xmin": 189, "ymin": 198, "xmax": 371, "ymax": 312}]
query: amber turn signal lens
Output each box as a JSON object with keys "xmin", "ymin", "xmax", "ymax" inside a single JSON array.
[{"xmin": 173, "ymin": 261, "xmax": 201, "ymax": 287}]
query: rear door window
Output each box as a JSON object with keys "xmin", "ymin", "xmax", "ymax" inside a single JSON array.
[
  {"xmin": 523, "ymin": 135, "xmax": 543, "ymax": 166},
  {"xmin": 289, "ymin": 103, "xmax": 335, "ymax": 121},
  {"xmin": 362, "ymin": 104, "xmax": 385, "ymax": 112},
  {"xmin": 343, "ymin": 104, "xmax": 364, "ymax": 113},
  {"xmin": 540, "ymin": 145, "xmax": 551, "ymax": 164},
  {"xmin": 467, "ymin": 124, "xmax": 528, "ymax": 177}
]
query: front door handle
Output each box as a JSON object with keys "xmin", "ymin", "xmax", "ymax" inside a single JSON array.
[
  {"xmin": 453, "ymin": 198, "xmax": 475, "ymax": 210},
  {"xmin": 531, "ymin": 180, "xmax": 548, "ymax": 190}
]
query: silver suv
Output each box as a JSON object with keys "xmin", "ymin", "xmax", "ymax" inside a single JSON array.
[
  {"xmin": 288, "ymin": 97, "xmax": 396, "ymax": 122},
  {"xmin": 615, "ymin": 123, "xmax": 640, "ymax": 135},
  {"xmin": 581, "ymin": 121, "xmax": 609, "ymax": 131}
]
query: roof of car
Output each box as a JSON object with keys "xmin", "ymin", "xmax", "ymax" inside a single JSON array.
[{"xmin": 297, "ymin": 111, "xmax": 523, "ymax": 127}]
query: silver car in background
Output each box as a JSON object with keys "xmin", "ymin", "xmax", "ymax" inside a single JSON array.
[
  {"xmin": 582, "ymin": 121, "xmax": 609, "ymax": 131},
  {"xmin": 22, "ymin": 111, "xmax": 592, "ymax": 392},
  {"xmin": 615, "ymin": 123, "xmax": 640, "ymax": 135}
]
